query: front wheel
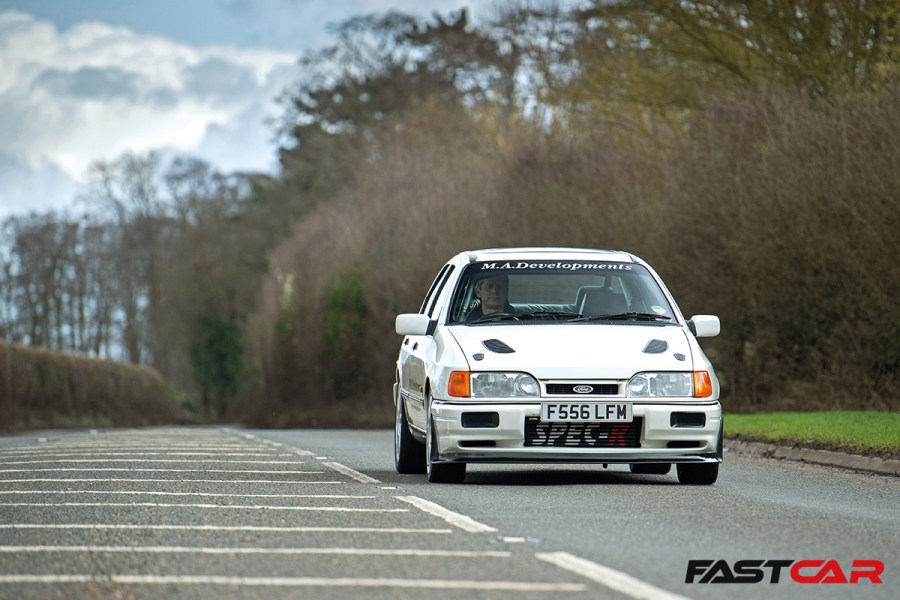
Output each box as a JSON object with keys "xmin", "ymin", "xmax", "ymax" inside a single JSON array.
[
  {"xmin": 394, "ymin": 387, "xmax": 425, "ymax": 474},
  {"xmin": 676, "ymin": 462, "xmax": 719, "ymax": 485},
  {"xmin": 425, "ymin": 402, "xmax": 465, "ymax": 483}
]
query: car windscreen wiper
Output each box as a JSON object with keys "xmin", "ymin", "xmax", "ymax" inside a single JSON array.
[
  {"xmin": 471, "ymin": 312, "xmax": 522, "ymax": 323},
  {"xmin": 514, "ymin": 310, "xmax": 582, "ymax": 320},
  {"xmin": 569, "ymin": 312, "xmax": 673, "ymax": 323}
]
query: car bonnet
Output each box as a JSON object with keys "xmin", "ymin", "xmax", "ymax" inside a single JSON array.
[{"xmin": 447, "ymin": 323, "xmax": 693, "ymax": 380}]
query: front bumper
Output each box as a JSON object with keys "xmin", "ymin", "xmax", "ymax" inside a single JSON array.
[{"xmin": 431, "ymin": 399, "xmax": 722, "ymax": 464}]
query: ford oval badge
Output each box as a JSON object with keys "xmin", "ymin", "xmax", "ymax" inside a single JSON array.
[{"xmin": 573, "ymin": 385, "xmax": 594, "ymax": 394}]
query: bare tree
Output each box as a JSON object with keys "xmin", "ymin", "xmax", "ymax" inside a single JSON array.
[{"xmin": 86, "ymin": 152, "xmax": 167, "ymax": 363}]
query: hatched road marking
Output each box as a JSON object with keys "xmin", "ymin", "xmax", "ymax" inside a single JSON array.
[{"xmin": 0, "ymin": 428, "xmax": 596, "ymax": 595}]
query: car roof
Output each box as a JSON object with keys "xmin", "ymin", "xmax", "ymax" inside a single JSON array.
[{"xmin": 458, "ymin": 247, "xmax": 638, "ymax": 264}]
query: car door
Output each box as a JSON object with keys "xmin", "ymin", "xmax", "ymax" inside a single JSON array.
[{"xmin": 399, "ymin": 263, "xmax": 455, "ymax": 433}]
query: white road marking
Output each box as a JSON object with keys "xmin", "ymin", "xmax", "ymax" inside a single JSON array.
[
  {"xmin": 0, "ymin": 459, "xmax": 307, "ymax": 465},
  {"xmin": 0, "ymin": 545, "xmax": 509, "ymax": 557},
  {"xmin": 0, "ymin": 452, "xmax": 292, "ymax": 458},
  {"xmin": 323, "ymin": 461, "xmax": 381, "ymax": 484},
  {"xmin": 0, "ymin": 445, "xmax": 280, "ymax": 451},
  {"xmin": 0, "ymin": 468, "xmax": 324, "ymax": 474},
  {"xmin": 536, "ymin": 552, "xmax": 692, "ymax": 600},
  {"xmin": 395, "ymin": 496, "xmax": 497, "ymax": 533},
  {"xmin": 0, "ymin": 478, "xmax": 344, "ymax": 484},
  {"xmin": 0, "ymin": 491, "xmax": 371, "ymax": 499},
  {"xmin": 0, "ymin": 502, "xmax": 405, "ymax": 512},
  {"xmin": 0, "ymin": 524, "xmax": 451, "ymax": 534},
  {"xmin": 0, "ymin": 449, "xmax": 263, "ymax": 456},
  {"xmin": 1, "ymin": 443, "xmax": 258, "ymax": 449},
  {"xmin": 0, "ymin": 574, "xmax": 586, "ymax": 591},
  {"xmin": 0, "ymin": 446, "xmax": 263, "ymax": 452}
]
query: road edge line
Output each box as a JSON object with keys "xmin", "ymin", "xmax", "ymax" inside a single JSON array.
[
  {"xmin": 322, "ymin": 461, "xmax": 381, "ymax": 484},
  {"xmin": 535, "ymin": 551, "xmax": 692, "ymax": 600},
  {"xmin": 394, "ymin": 496, "xmax": 497, "ymax": 533}
]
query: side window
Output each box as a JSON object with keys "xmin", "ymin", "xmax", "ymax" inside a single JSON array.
[
  {"xmin": 418, "ymin": 264, "xmax": 450, "ymax": 314},
  {"xmin": 449, "ymin": 272, "xmax": 477, "ymax": 322},
  {"xmin": 427, "ymin": 265, "xmax": 456, "ymax": 318}
]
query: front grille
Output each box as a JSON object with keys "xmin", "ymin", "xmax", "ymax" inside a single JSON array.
[
  {"xmin": 545, "ymin": 383, "xmax": 619, "ymax": 395},
  {"xmin": 524, "ymin": 417, "xmax": 642, "ymax": 448}
]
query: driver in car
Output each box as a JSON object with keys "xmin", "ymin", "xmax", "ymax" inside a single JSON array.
[{"xmin": 467, "ymin": 274, "xmax": 516, "ymax": 320}]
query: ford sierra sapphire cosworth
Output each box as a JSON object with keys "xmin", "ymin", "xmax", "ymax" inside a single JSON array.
[{"xmin": 394, "ymin": 248, "xmax": 722, "ymax": 484}]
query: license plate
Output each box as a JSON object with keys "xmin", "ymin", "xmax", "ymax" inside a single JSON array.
[{"xmin": 540, "ymin": 402, "xmax": 633, "ymax": 422}]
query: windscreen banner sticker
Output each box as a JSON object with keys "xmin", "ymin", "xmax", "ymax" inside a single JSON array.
[{"xmin": 480, "ymin": 262, "xmax": 632, "ymax": 272}]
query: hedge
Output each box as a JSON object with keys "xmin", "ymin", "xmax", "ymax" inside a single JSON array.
[{"xmin": 0, "ymin": 340, "xmax": 177, "ymax": 432}]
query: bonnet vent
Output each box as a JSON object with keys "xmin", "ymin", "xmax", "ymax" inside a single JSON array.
[
  {"xmin": 642, "ymin": 339, "xmax": 668, "ymax": 354},
  {"xmin": 482, "ymin": 339, "xmax": 515, "ymax": 354}
]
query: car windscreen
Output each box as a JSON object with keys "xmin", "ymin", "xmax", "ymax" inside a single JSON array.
[{"xmin": 447, "ymin": 260, "xmax": 676, "ymax": 324}]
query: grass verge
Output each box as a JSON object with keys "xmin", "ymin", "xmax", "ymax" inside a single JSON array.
[{"xmin": 725, "ymin": 411, "xmax": 900, "ymax": 460}]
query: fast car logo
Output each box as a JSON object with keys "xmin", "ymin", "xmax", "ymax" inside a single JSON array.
[{"xmin": 685, "ymin": 559, "xmax": 884, "ymax": 584}]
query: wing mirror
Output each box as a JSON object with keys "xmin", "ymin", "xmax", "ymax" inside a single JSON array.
[
  {"xmin": 395, "ymin": 313, "xmax": 434, "ymax": 336},
  {"xmin": 688, "ymin": 315, "xmax": 720, "ymax": 338}
]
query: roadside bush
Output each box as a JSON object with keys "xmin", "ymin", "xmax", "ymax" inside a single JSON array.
[
  {"xmin": 650, "ymin": 85, "xmax": 900, "ymax": 410},
  {"xmin": 0, "ymin": 339, "xmax": 178, "ymax": 432}
]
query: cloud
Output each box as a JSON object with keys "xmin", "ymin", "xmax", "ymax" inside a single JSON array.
[
  {"xmin": 0, "ymin": 10, "xmax": 301, "ymax": 216},
  {"xmin": 32, "ymin": 66, "xmax": 148, "ymax": 102},
  {"xmin": 183, "ymin": 57, "xmax": 257, "ymax": 103},
  {"xmin": 0, "ymin": 151, "xmax": 81, "ymax": 218}
]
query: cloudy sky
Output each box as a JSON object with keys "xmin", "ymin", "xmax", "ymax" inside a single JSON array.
[{"xmin": 0, "ymin": 0, "xmax": 474, "ymax": 218}]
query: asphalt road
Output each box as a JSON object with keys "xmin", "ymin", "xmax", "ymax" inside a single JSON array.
[{"xmin": 0, "ymin": 427, "xmax": 896, "ymax": 599}]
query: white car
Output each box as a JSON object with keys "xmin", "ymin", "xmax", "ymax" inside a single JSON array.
[{"xmin": 394, "ymin": 248, "xmax": 722, "ymax": 484}]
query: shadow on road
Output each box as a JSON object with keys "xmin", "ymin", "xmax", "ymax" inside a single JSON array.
[{"xmin": 369, "ymin": 467, "xmax": 680, "ymax": 487}]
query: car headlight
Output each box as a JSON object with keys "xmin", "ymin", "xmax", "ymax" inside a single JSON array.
[
  {"xmin": 471, "ymin": 372, "xmax": 539, "ymax": 398},
  {"xmin": 627, "ymin": 372, "xmax": 693, "ymax": 398}
]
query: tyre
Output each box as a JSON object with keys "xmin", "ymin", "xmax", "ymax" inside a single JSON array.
[
  {"xmin": 394, "ymin": 386, "xmax": 425, "ymax": 474},
  {"xmin": 425, "ymin": 404, "xmax": 466, "ymax": 483},
  {"xmin": 676, "ymin": 462, "xmax": 719, "ymax": 485},
  {"xmin": 629, "ymin": 463, "xmax": 671, "ymax": 475}
]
